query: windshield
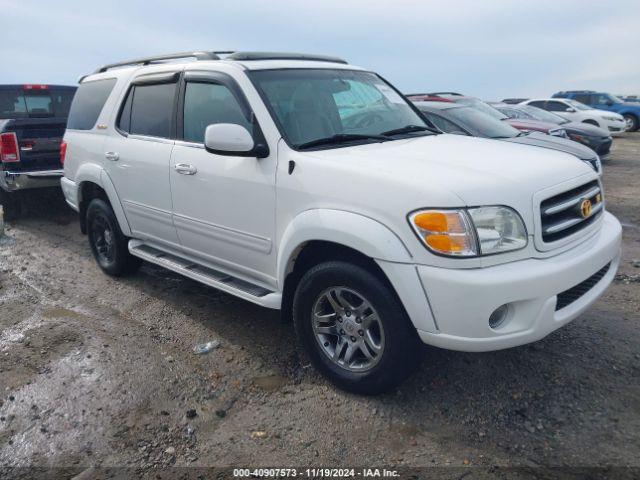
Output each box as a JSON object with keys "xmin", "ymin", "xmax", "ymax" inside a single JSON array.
[
  {"xmin": 249, "ymin": 69, "xmax": 431, "ymax": 148},
  {"xmin": 566, "ymin": 99, "xmax": 591, "ymax": 111},
  {"xmin": 520, "ymin": 105, "xmax": 566, "ymax": 124},
  {"xmin": 0, "ymin": 87, "xmax": 76, "ymax": 119},
  {"xmin": 447, "ymin": 106, "xmax": 520, "ymax": 138}
]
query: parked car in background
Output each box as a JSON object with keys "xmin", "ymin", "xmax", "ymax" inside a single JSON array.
[
  {"xmin": 0, "ymin": 84, "xmax": 76, "ymax": 219},
  {"xmin": 415, "ymin": 101, "xmax": 601, "ymax": 173},
  {"xmin": 410, "ymin": 92, "xmax": 568, "ymax": 137},
  {"xmin": 62, "ymin": 51, "xmax": 621, "ymax": 394},
  {"xmin": 521, "ymin": 98, "xmax": 627, "ymax": 135},
  {"xmin": 552, "ymin": 91, "xmax": 640, "ymax": 132},
  {"xmin": 495, "ymin": 103, "xmax": 612, "ymax": 155},
  {"xmin": 617, "ymin": 95, "xmax": 639, "ymax": 103}
]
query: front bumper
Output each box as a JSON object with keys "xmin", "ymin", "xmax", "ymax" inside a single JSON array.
[
  {"xmin": 603, "ymin": 119, "xmax": 628, "ymax": 136},
  {"xmin": 412, "ymin": 212, "xmax": 622, "ymax": 352},
  {"xmin": 1, "ymin": 169, "xmax": 64, "ymax": 191}
]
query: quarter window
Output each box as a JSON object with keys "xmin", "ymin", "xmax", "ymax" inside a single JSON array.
[
  {"xmin": 183, "ymin": 82, "xmax": 250, "ymax": 143},
  {"xmin": 67, "ymin": 79, "xmax": 116, "ymax": 130}
]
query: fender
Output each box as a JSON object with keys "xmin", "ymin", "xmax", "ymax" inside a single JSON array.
[
  {"xmin": 276, "ymin": 209, "xmax": 413, "ymax": 287},
  {"xmin": 74, "ymin": 163, "xmax": 132, "ymax": 236}
]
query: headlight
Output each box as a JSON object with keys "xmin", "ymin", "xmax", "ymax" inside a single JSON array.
[{"xmin": 409, "ymin": 206, "xmax": 527, "ymax": 257}]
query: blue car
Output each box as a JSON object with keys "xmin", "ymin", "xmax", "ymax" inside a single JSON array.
[{"xmin": 552, "ymin": 90, "xmax": 640, "ymax": 131}]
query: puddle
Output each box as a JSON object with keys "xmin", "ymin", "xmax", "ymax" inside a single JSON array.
[
  {"xmin": 42, "ymin": 307, "xmax": 87, "ymax": 320},
  {"xmin": 252, "ymin": 374, "xmax": 287, "ymax": 392}
]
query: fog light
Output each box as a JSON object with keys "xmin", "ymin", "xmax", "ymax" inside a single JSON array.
[{"xmin": 489, "ymin": 304, "xmax": 510, "ymax": 330}]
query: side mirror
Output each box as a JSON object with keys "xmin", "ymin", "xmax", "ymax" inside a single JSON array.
[
  {"xmin": 204, "ymin": 123, "xmax": 269, "ymax": 158},
  {"xmin": 565, "ymin": 107, "xmax": 576, "ymax": 113}
]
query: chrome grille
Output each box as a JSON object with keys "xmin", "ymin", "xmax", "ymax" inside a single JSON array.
[{"xmin": 540, "ymin": 180, "xmax": 603, "ymax": 243}]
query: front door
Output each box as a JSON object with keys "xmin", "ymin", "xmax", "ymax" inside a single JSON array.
[
  {"xmin": 169, "ymin": 72, "xmax": 277, "ymax": 286},
  {"xmin": 103, "ymin": 73, "xmax": 180, "ymax": 246}
]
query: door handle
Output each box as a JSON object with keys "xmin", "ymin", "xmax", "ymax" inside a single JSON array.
[
  {"xmin": 174, "ymin": 163, "xmax": 197, "ymax": 175},
  {"xmin": 104, "ymin": 151, "xmax": 119, "ymax": 161}
]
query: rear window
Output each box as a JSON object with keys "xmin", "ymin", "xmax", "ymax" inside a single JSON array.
[
  {"xmin": 67, "ymin": 79, "xmax": 117, "ymax": 130},
  {"xmin": 0, "ymin": 87, "xmax": 76, "ymax": 119},
  {"xmin": 118, "ymin": 82, "xmax": 176, "ymax": 138}
]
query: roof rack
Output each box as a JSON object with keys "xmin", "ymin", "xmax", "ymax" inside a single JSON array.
[
  {"xmin": 555, "ymin": 90, "xmax": 596, "ymax": 94},
  {"xmin": 93, "ymin": 50, "xmax": 348, "ymax": 74},
  {"xmin": 226, "ymin": 51, "xmax": 348, "ymax": 64},
  {"xmin": 93, "ymin": 51, "xmax": 235, "ymax": 73},
  {"xmin": 428, "ymin": 92, "xmax": 464, "ymax": 96}
]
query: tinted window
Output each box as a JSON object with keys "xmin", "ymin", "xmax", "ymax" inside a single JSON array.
[
  {"xmin": 183, "ymin": 82, "xmax": 250, "ymax": 143},
  {"xmin": 547, "ymin": 101, "xmax": 568, "ymax": 112},
  {"xmin": 127, "ymin": 83, "xmax": 176, "ymax": 138},
  {"xmin": 67, "ymin": 79, "xmax": 116, "ymax": 130},
  {"xmin": 528, "ymin": 101, "xmax": 547, "ymax": 110},
  {"xmin": 572, "ymin": 94, "xmax": 591, "ymax": 104},
  {"xmin": 0, "ymin": 87, "xmax": 76, "ymax": 119}
]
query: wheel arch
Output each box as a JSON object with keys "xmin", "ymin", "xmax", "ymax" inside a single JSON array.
[
  {"xmin": 75, "ymin": 165, "xmax": 131, "ymax": 236},
  {"xmin": 277, "ymin": 210, "xmax": 417, "ymax": 324}
]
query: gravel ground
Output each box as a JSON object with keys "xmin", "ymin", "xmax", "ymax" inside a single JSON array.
[{"xmin": 0, "ymin": 133, "xmax": 638, "ymax": 478}]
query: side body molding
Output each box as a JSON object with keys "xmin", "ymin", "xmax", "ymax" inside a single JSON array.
[{"xmin": 277, "ymin": 209, "xmax": 413, "ymax": 286}]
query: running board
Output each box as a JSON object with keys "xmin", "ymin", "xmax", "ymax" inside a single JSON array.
[{"xmin": 128, "ymin": 240, "xmax": 281, "ymax": 309}]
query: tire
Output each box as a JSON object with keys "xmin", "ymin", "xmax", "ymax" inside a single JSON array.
[
  {"xmin": 293, "ymin": 261, "xmax": 422, "ymax": 394},
  {"xmin": 86, "ymin": 198, "xmax": 141, "ymax": 276},
  {"xmin": 623, "ymin": 114, "xmax": 639, "ymax": 132},
  {"xmin": 0, "ymin": 189, "xmax": 21, "ymax": 222}
]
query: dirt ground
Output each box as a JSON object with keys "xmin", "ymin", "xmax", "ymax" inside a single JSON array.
[{"xmin": 0, "ymin": 133, "xmax": 639, "ymax": 479}]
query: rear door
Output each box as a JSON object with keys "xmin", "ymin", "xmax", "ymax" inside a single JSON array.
[{"xmin": 103, "ymin": 72, "xmax": 180, "ymax": 247}]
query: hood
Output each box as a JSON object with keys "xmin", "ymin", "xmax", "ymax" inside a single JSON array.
[
  {"xmin": 563, "ymin": 121, "xmax": 610, "ymax": 137},
  {"xmin": 505, "ymin": 118, "xmax": 559, "ymax": 133},
  {"xmin": 299, "ymin": 134, "xmax": 595, "ymax": 207},
  {"xmin": 503, "ymin": 131, "xmax": 597, "ymax": 161},
  {"xmin": 590, "ymin": 108, "xmax": 624, "ymax": 120}
]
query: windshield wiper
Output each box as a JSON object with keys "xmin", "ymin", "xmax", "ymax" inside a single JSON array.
[
  {"xmin": 381, "ymin": 124, "xmax": 437, "ymax": 136},
  {"xmin": 296, "ymin": 133, "xmax": 388, "ymax": 150}
]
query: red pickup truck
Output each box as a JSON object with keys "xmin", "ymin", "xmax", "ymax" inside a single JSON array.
[{"xmin": 0, "ymin": 84, "xmax": 76, "ymax": 220}]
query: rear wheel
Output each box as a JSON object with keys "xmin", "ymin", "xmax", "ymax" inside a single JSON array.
[
  {"xmin": 623, "ymin": 114, "xmax": 639, "ymax": 132},
  {"xmin": 86, "ymin": 198, "xmax": 141, "ymax": 276},
  {"xmin": 0, "ymin": 189, "xmax": 21, "ymax": 222},
  {"xmin": 293, "ymin": 261, "xmax": 422, "ymax": 394}
]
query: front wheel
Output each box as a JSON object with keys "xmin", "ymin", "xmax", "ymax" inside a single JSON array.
[
  {"xmin": 623, "ymin": 114, "xmax": 639, "ymax": 132},
  {"xmin": 293, "ymin": 261, "xmax": 422, "ymax": 394},
  {"xmin": 86, "ymin": 198, "xmax": 141, "ymax": 276}
]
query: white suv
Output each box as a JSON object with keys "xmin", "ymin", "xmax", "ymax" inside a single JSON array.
[{"xmin": 61, "ymin": 51, "xmax": 622, "ymax": 393}]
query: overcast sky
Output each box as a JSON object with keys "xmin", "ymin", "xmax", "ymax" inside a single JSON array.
[{"xmin": 1, "ymin": 0, "xmax": 639, "ymax": 99}]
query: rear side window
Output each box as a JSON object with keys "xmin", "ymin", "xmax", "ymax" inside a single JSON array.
[
  {"xmin": 572, "ymin": 94, "xmax": 591, "ymax": 104},
  {"xmin": 528, "ymin": 101, "xmax": 547, "ymax": 110},
  {"xmin": 183, "ymin": 82, "xmax": 250, "ymax": 143},
  {"xmin": 118, "ymin": 82, "xmax": 176, "ymax": 138},
  {"xmin": 67, "ymin": 79, "xmax": 116, "ymax": 130},
  {"xmin": 547, "ymin": 101, "xmax": 568, "ymax": 112}
]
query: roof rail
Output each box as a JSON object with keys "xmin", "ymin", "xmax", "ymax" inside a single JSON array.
[
  {"xmin": 226, "ymin": 51, "xmax": 348, "ymax": 64},
  {"xmin": 428, "ymin": 91, "xmax": 464, "ymax": 96},
  {"xmin": 93, "ymin": 51, "xmax": 234, "ymax": 73}
]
